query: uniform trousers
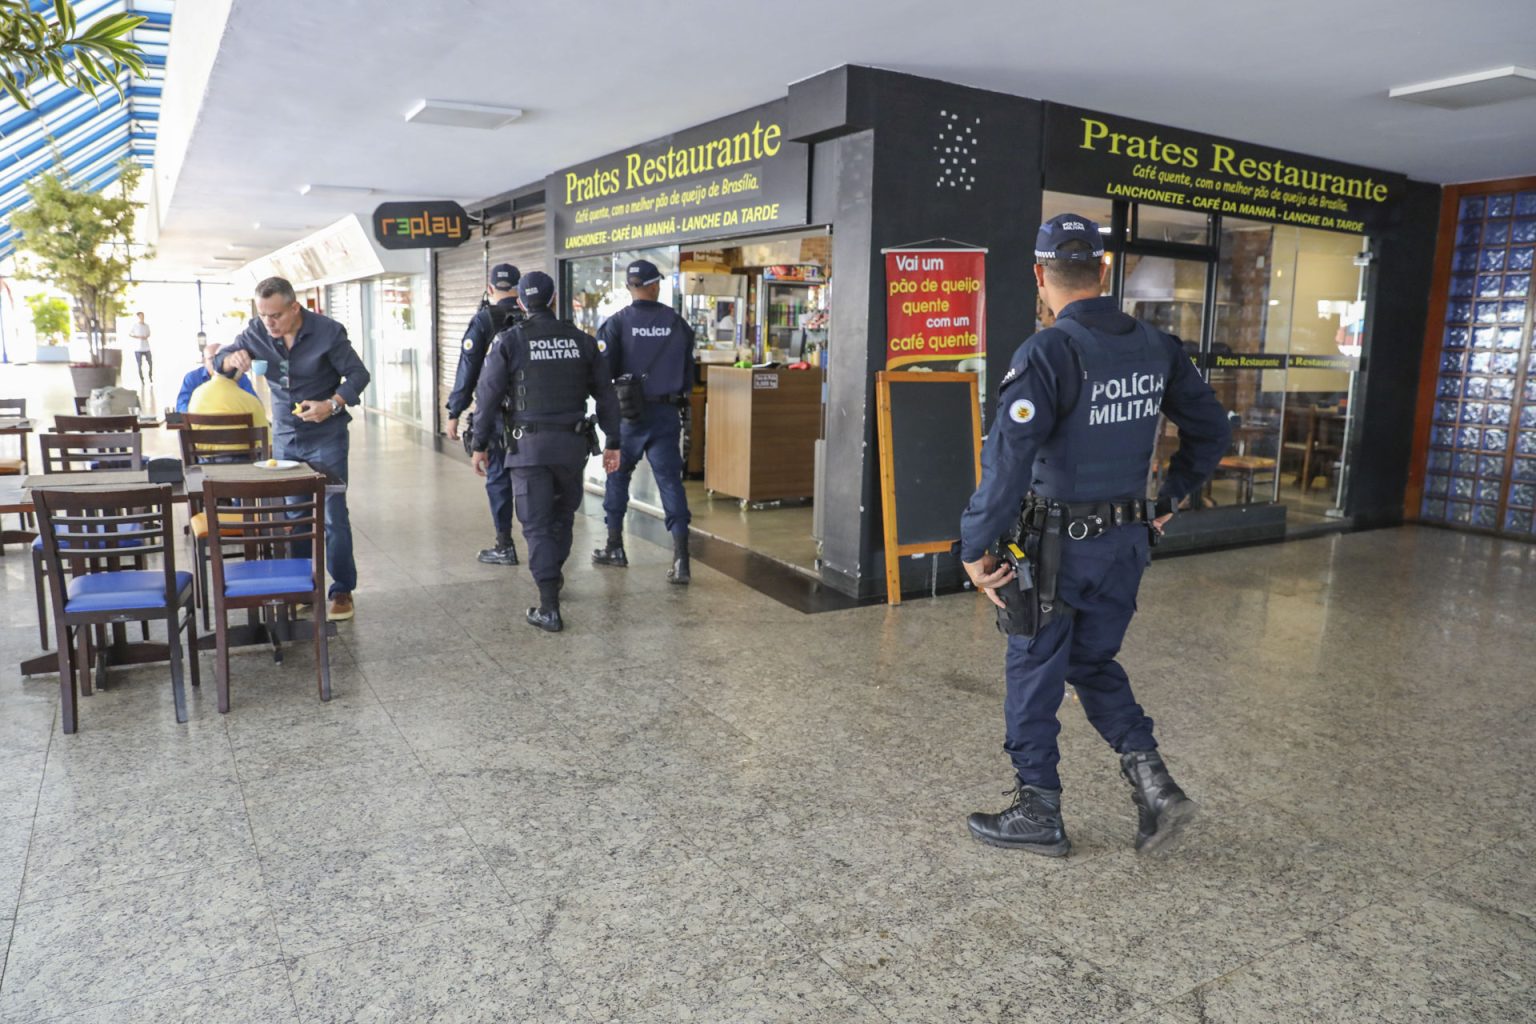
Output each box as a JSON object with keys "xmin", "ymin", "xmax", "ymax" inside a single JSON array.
[
  {"xmin": 483, "ymin": 435, "xmax": 513, "ymax": 537},
  {"xmin": 1004, "ymin": 523, "xmax": 1157, "ymax": 790},
  {"xmin": 603, "ymin": 402, "xmax": 691, "ymax": 536},
  {"xmin": 512, "ymin": 461, "xmax": 585, "ymax": 587}
]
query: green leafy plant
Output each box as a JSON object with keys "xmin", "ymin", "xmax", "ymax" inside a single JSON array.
[
  {"xmin": 0, "ymin": 0, "xmax": 146, "ymax": 108},
  {"xmin": 10, "ymin": 161, "xmax": 145, "ymax": 365},
  {"xmin": 25, "ymin": 292, "xmax": 70, "ymax": 344}
]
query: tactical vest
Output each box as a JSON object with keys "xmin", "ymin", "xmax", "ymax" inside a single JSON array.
[
  {"xmin": 510, "ymin": 317, "xmax": 590, "ymax": 421},
  {"xmin": 485, "ymin": 302, "xmax": 524, "ymax": 337},
  {"xmin": 1031, "ymin": 318, "xmax": 1170, "ymax": 501}
]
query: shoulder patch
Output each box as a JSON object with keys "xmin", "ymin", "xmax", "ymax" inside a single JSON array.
[
  {"xmin": 462, "ymin": 338, "xmax": 474, "ymax": 352},
  {"xmin": 597, "ymin": 338, "xmax": 607, "ymax": 353},
  {"xmin": 1008, "ymin": 398, "xmax": 1037, "ymax": 425}
]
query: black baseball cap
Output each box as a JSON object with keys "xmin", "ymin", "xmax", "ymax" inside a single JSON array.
[
  {"xmin": 518, "ymin": 270, "xmax": 555, "ymax": 307},
  {"xmin": 1035, "ymin": 213, "xmax": 1106, "ymax": 261},
  {"xmin": 490, "ymin": 263, "xmax": 520, "ymax": 289},
  {"xmin": 625, "ymin": 259, "xmax": 663, "ymax": 287}
]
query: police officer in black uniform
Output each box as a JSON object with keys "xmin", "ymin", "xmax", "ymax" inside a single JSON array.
[
  {"xmin": 470, "ymin": 272, "xmax": 622, "ymax": 632},
  {"xmin": 591, "ymin": 259, "xmax": 696, "ymax": 584},
  {"xmin": 448, "ymin": 263, "xmax": 525, "ymax": 566},
  {"xmin": 960, "ymin": 213, "xmax": 1231, "ymax": 858}
]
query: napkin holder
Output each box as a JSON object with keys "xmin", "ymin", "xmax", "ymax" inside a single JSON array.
[{"xmin": 147, "ymin": 457, "xmax": 184, "ymax": 484}]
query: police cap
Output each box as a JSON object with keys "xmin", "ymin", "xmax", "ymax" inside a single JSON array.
[
  {"xmin": 625, "ymin": 259, "xmax": 663, "ymax": 287},
  {"xmin": 1035, "ymin": 214, "xmax": 1106, "ymax": 262},
  {"xmin": 518, "ymin": 270, "xmax": 555, "ymax": 308},
  {"xmin": 490, "ymin": 263, "xmax": 520, "ymax": 289}
]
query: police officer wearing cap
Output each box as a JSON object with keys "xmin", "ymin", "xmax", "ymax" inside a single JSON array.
[
  {"xmin": 591, "ymin": 259, "xmax": 697, "ymax": 584},
  {"xmin": 960, "ymin": 213, "xmax": 1230, "ymax": 858},
  {"xmin": 470, "ymin": 271, "xmax": 622, "ymax": 632},
  {"xmin": 448, "ymin": 263, "xmax": 525, "ymax": 566}
]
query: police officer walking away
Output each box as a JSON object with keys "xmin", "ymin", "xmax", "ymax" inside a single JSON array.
[
  {"xmin": 959, "ymin": 214, "xmax": 1230, "ymax": 858},
  {"xmin": 591, "ymin": 259, "xmax": 696, "ymax": 584},
  {"xmin": 470, "ymin": 272, "xmax": 622, "ymax": 632},
  {"xmin": 447, "ymin": 263, "xmax": 525, "ymax": 566}
]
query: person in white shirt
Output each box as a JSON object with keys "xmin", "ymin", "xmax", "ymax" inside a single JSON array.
[{"xmin": 127, "ymin": 312, "xmax": 153, "ymax": 384}]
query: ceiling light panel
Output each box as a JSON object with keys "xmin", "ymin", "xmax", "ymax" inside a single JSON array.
[
  {"xmin": 1389, "ymin": 66, "xmax": 1536, "ymax": 110},
  {"xmin": 404, "ymin": 99, "xmax": 524, "ymax": 129}
]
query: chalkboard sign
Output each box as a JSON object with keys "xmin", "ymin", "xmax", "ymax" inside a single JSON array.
[{"xmin": 875, "ymin": 371, "xmax": 982, "ymax": 605}]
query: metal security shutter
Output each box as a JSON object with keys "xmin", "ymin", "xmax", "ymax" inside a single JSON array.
[{"xmin": 433, "ymin": 209, "xmax": 546, "ymax": 434}]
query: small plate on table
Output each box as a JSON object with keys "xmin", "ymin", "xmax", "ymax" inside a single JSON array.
[{"xmin": 253, "ymin": 459, "xmax": 301, "ymax": 471}]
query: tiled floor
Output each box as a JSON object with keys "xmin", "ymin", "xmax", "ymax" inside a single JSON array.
[{"xmin": 1, "ymin": 365, "xmax": 1533, "ymax": 1021}]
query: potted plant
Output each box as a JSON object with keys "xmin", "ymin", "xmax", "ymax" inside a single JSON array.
[
  {"xmin": 24, "ymin": 293, "xmax": 72, "ymax": 362},
  {"xmin": 10, "ymin": 162, "xmax": 146, "ymax": 395}
]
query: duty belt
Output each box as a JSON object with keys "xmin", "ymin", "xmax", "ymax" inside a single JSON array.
[
  {"xmin": 1024, "ymin": 496, "xmax": 1153, "ymax": 541},
  {"xmin": 509, "ymin": 420, "xmax": 585, "ymax": 438}
]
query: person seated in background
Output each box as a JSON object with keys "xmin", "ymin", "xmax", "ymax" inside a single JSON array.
[
  {"xmin": 188, "ymin": 344, "xmax": 268, "ymax": 434},
  {"xmin": 176, "ymin": 338, "xmax": 255, "ymax": 412}
]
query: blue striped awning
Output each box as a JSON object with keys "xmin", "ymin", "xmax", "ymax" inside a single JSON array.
[{"xmin": 0, "ymin": 0, "xmax": 175, "ymax": 262}]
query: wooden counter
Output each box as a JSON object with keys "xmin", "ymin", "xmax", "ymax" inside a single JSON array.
[{"xmin": 704, "ymin": 367, "xmax": 820, "ymax": 502}]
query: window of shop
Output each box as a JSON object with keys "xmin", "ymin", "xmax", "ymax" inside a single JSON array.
[
  {"xmin": 1419, "ymin": 187, "xmax": 1536, "ymax": 535},
  {"xmin": 370, "ymin": 274, "xmax": 429, "ymax": 425},
  {"xmin": 1042, "ymin": 191, "xmax": 1368, "ymax": 529}
]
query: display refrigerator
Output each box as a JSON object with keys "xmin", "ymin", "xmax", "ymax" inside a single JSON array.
[{"xmin": 757, "ymin": 265, "xmax": 825, "ymax": 363}]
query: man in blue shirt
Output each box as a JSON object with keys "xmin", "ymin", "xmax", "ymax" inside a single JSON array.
[
  {"xmin": 218, "ymin": 277, "xmax": 371, "ymax": 621},
  {"xmin": 960, "ymin": 214, "xmax": 1230, "ymax": 859},
  {"xmin": 176, "ymin": 337, "xmax": 256, "ymax": 413},
  {"xmin": 591, "ymin": 260, "xmax": 696, "ymax": 584}
]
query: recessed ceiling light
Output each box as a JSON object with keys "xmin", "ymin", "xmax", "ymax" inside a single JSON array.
[
  {"xmin": 404, "ymin": 98, "xmax": 524, "ymax": 130},
  {"xmin": 298, "ymin": 184, "xmax": 376, "ymax": 197},
  {"xmin": 210, "ymin": 255, "xmax": 245, "ymax": 262},
  {"xmin": 1389, "ymin": 66, "xmax": 1536, "ymax": 110}
]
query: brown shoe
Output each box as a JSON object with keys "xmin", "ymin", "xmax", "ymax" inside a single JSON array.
[{"xmin": 327, "ymin": 593, "xmax": 354, "ymax": 621}]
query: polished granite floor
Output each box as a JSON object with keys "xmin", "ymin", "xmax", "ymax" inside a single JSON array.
[{"xmin": 2, "ymin": 371, "xmax": 1534, "ymax": 1022}]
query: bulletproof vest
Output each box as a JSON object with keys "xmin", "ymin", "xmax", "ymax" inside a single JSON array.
[
  {"xmin": 510, "ymin": 317, "xmax": 590, "ymax": 420},
  {"xmin": 1031, "ymin": 317, "xmax": 1170, "ymax": 501},
  {"xmin": 485, "ymin": 301, "xmax": 524, "ymax": 337}
]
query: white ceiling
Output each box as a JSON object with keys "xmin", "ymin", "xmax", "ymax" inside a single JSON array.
[{"xmin": 148, "ymin": 0, "xmax": 1536, "ymax": 277}]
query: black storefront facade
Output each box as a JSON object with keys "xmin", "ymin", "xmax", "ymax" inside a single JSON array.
[{"xmin": 453, "ymin": 64, "xmax": 1439, "ymax": 601}]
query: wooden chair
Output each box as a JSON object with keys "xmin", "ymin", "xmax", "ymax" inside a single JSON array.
[
  {"xmin": 1, "ymin": 397, "xmax": 27, "ymax": 478},
  {"xmin": 72, "ymin": 396, "xmax": 90, "ymax": 414},
  {"xmin": 203, "ymin": 475, "xmax": 330, "ymax": 713},
  {"xmin": 33, "ymin": 484, "xmax": 199, "ymax": 733},
  {"xmin": 53, "ymin": 414, "xmax": 142, "ymax": 433},
  {"xmin": 179, "ymin": 426, "xmax": 271, "ymax": 628},
  {"xmin": 31, "ymin": 432, "xmax": 146, "ymax": 650},
  {"xmin": 181, "ymin": 412, "xmax": 254, "ymax": 429}
]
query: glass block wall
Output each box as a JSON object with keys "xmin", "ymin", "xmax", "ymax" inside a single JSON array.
[{"xmin": 1422, "ymin": 189, "xmax": 1536, "ymax": 534}]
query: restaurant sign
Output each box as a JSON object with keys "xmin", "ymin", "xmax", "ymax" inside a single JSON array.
[
  {"xmin": 549, "ymin": 100, "xmax": 809, "ymax": 257},
  {"xmin": 1044, "ymin": 104, "xmax": 1406, "ymax": 235}
]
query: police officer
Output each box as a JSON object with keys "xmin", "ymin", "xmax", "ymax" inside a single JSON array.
[
  {"xmin": 590, "ymin": 259, "xmax": 696, "ymax": 584},
  {"xmin": 959, "ymin": 213, "xmax": 1231, "ymax": 858},
  {"xmin": 447, "ymin": 263, "xmax": 525, "ymax": 566},
  {"xmin": 470, "ymin": 272, "xmax": 622, "ymax": 632}
]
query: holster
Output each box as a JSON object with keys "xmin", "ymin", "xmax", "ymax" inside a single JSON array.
[
  {"xmin": 614, "ymin": 374, "xmax": 645, "ymax": 421},
  {"xmin": 993, "ymin": 504, "xmax": 1075, "ymax": 638},
  {"xmin": 582, "ymin": 415, "xmax": 601, "ymax": 456}
]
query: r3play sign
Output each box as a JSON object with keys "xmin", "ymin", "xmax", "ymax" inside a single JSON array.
[{"xmin": 372, "ymin": 201, "xmax": 473, "ymax": 249}]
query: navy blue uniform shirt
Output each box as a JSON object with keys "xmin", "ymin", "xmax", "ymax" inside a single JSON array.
[
  {"xmin": 446, "ymin": 297, "xmax": 521, "ymax": 419},
  {"xmin": 597, "ymin": 300, "xmax": 696, "ymax": 400},
  {"xmin": 220, "ymin": 310, "xmax": 370, "ymax": 436},
  {"xmin": 470, "ymin": 309, "xmax": 622, "ymax": 454},
  {"xmin": 959, "ymin": 296, "xmax": 1230, "ymax": 562}
]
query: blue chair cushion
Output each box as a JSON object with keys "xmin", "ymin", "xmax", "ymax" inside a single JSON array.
[
  {"xmin": 65, "ymin": 571, "xmax": 193, "ymax": 612},
  {"xmin": 223, "ymin": 559, "xmax": 314, "ymax": 598}
]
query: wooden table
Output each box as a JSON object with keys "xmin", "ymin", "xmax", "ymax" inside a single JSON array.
[
  {"xmin": 0, "ymin": 417, "xmax": 36, "ymax": 548},
  {"xmin": 9, "ymin": 463, "xmax": 345, "ymax": 679}
]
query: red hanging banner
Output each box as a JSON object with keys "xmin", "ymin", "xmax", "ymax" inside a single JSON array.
[{"xmin": 884, "ymin": 248, "xmax": 986, "ymax": 371}]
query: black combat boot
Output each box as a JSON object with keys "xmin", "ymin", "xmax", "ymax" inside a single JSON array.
[
  {"xmin": 1120, "ymin": 750, "xmax": 1198, "ymax": 855},
  {"xmin": 592, "ymin": 531, "xmax": 627, "ymax": 567},
  {"xmin": 667, "ymin": 533, "xmax": 690, "ymax": 585},
  {"xmin": 477, "ymin": 532, "xmax": 519, "ymax": 566},
  {"xmin": 526, "ymin": 581, "xmax": 562, "ymax": 632},
  {"xmin": 966, "ymin": 784, "xmax": 1071, "ymax": 857}
]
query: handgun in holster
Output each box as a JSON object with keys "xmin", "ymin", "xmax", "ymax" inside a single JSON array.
[
  {"xmin": 993, "ymin": 535, "xmax": 1037, "ymax": 638},
  {"xmin": 582, "ymin": 415, "xmax": 601, "ymax": 456}
]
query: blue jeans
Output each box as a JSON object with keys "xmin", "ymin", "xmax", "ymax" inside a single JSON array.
[
  {"xmin": 485, "ymin": 437, "xmax": 513, "ymax": 538},
  {"xmin": 275, "ymin": 427, "xmax": 356, "ymax": 597},
  {"xmin": 1003, "ymin": 525, "xmax": 1157, "ymax": 790},
  {"xmin": 603, "ymin": 403, "xmax": 691, "ymax": 536}
]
